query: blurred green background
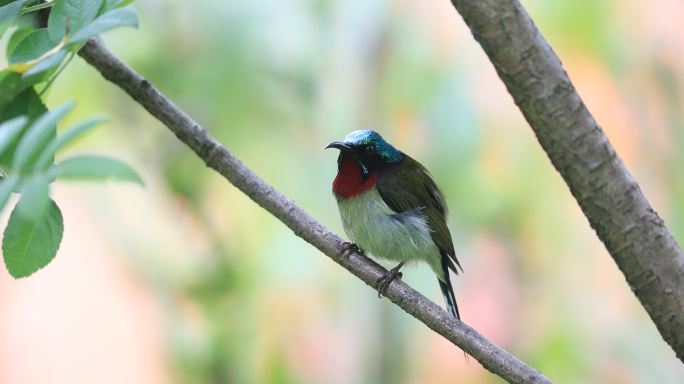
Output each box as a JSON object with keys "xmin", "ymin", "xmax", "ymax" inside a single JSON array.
[{"xmin": 1, "ymin": 0, "xmax": 684, "ymax": 383}]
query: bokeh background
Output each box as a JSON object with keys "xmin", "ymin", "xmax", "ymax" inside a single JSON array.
[{"xmin": 1, "ymin": 0, "xmax": 684, "ymax": 382}]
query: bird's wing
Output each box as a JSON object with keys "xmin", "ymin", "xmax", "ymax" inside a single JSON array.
[{"xmin": 376, "ymin": 156, "xmax": 462, "ymax": 273}]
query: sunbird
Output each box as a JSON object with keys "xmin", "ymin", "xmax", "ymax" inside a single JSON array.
[{"xmin": 326, "ymin": 130, "xmax": 462, "ymax": 319}]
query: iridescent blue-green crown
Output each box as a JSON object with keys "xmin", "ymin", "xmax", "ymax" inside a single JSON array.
[{"xmin": 343, "ymin": 130, "xmax": 403, "ymax": 163}]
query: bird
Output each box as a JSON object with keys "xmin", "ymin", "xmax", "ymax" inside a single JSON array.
[{"xmin": 326, "ymin": 130, "xmax": 463, "ymax": 319}]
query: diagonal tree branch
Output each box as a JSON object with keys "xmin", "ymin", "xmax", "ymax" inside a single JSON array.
[
  {"xmin": 78, "ymin": 38, "xmax": 552, "ymax": 384},
  {"xmin": 449, "ymin": 0, "xmax": 684, "ymax": 361}
]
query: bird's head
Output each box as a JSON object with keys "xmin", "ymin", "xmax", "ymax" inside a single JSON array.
[{"xmin": 325, "ymin": 130, "xmax": 403, "ymax": 176}]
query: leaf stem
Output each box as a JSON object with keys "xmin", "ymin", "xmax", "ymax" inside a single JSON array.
[
  {"xmin": 20, "ymin": 1, "xmax": 55, "ymax": 15},
  {"xmin": 38, "ymin": 45, "xmax": 78, "ymax": 97}
]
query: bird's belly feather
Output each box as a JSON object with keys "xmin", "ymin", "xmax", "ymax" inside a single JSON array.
[{"xmin": 336, "ymin": 186, "xmax": 440, "ymax": 270}]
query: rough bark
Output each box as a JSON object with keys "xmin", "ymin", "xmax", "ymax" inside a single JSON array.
[
  {"xmin": 78, "ymin": 38, "xmax": 552, "ymax": 384},
  {"xmin": 450, "ymin": 0, "xmax": 684, "ymax": 360}
]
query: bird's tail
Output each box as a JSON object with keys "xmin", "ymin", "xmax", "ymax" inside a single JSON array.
[{"xmin": 438, "ymin": 254, "xmax": 460, "ymax": 320}]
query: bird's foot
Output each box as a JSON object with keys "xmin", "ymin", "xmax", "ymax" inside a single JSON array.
[
  {"xmin": 340, "ymin": 242, "xmax": 362, "ymax": 258},
  {"xmin": 376, "ymin": 262, "xmax": 404, "ymax": 298}
]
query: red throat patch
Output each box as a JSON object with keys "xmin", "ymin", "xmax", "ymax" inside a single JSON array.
[{"xmin": 333, "ymin": 154, "xmax": 379, "ymax": 198}]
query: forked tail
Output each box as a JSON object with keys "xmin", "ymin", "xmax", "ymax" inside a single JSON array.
[
  {"xmin": 439, "ymin": 254, "xmax": 469, "ymax": 361},
  {"xmin": 438, "ymin": 254, "xmax": 460, "ymax": 320}
]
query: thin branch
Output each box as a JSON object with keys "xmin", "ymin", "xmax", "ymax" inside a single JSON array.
[
  {"xmin": 78, "ymin": 38, "xmax": 552, "ymax": 384},
  {"xmin": 449, "ymin": 0, "xmax": 684, "ymax": 361}
]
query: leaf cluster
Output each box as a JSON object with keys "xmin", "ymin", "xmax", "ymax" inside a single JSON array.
[{"xmin": 0, "ymin": 0, "xmax": 141, "ymax": 277}]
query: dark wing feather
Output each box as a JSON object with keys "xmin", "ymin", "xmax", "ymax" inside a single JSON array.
[{"xmin": 376, "ymin": 156, "xmax": 462, "ymax": 273}]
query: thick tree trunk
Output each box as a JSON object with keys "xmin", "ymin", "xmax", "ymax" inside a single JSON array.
[{"xmin": 450, "ymin": 0, "xmax": 684, "ymax": 361}]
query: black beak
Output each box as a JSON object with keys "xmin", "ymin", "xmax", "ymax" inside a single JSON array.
[{"xmin": 325, "ymin": 141, "xmax": 351, "ymax": 151}]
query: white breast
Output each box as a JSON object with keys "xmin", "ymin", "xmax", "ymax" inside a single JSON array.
[{"xmin": 336, "ymin": 186, "xmax": 442, "ymax": 272}]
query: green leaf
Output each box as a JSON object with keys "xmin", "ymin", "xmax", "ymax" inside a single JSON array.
[
  {"xmin": 0, "ymin": 0, "xmax": 25, "ymax": 22},
  {"xmin": 24, "ymin": 49, "xmax": 67, "ymax": 76},
  {"xmin": 48, "ymin": 0, "xmax": 103, "ymax": 42},
  {"xmin": 70, "ymin": 6, "xmax": 138, "ymax": 43},
  {"xmin": 0, "ymin": 174, "xmax": 18, "ymax": 212},
  {"xmin": 15, "ymin": 172, "xmax": 50, "ymax": 220},
  {"xmin": 3, "ymin": 197, "xmax": 63, "ymax": 278},
  {"xmin": 0, "ymin": 116, "xmax": 28, "ymax": 156},
  {"xmin": 103, "ymin": 0, "xmax": 133, "ymax": 11},
  {"xmin": 54, "ymin": 155, "xmax": 143, "ymax": 184},
  {"xmin": 0, "ymin": 22, "xmax": 9, "ymax": 39},
  {"xmin": 36, "ymin": 116, "xmax": 105, "ymax": 168},
  {"xmin": 6, "ymin": 26, "xmax": 34, "ymax": 58},
  {"xmin": 12, "ymin": 101, "xmax": 74, "ymax": 170},
  {"xmin": 0, "ymin": 86, "xmax": 45, "ymax": 121},
  {"xmin": 0, "ymin": 88, "xmax": 46, "ymax": 168},
  {"xmin": 0, "ymin": 0, "xmax": 26, "ymax": 38},
  {"xmin": 0, "ymin": 70, "xmax": 30, "ymax": 105},
  {"xmin": 9, "ymin": 28, "xmax": 58, "ymax": 64},
  {"xmin": 0, "ymin": 69, "xmax": 50, "ymax": 109}
]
